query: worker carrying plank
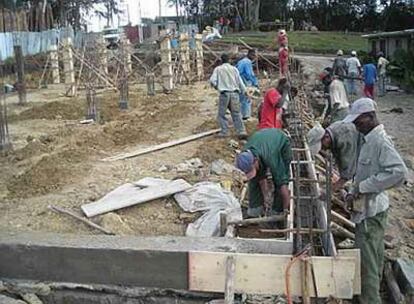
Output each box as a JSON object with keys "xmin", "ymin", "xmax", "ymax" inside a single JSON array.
[
  {"xmin": 307, "ymin": 121, "xmax": 362, "ymax": 192},
  {"xmin": 235, "ymin": 129, "xmax": 292, "ymax": 217},
  {"xmin": 342, "ymin": 98, "xmax": 408, "ymax": 304},
  {"xmin": 210, "ymin": 53, "xmax": 248, "ymax": 139}
]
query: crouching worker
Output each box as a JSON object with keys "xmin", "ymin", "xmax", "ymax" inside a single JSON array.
[{"xmin": 235, "ymin": 129, "xmax": 292, "ymax": 217}]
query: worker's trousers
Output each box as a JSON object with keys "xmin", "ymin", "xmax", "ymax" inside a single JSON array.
[
  {"xmin": 239, "ymin": 93, "xmax": 252, "ymax": 119},
  {"xmin": 346, "ymin": 71, "xmax": 359, "ymax": 96},
  {"xmin": 247, "ymin": 179, "xmax": 283, "ymax": 217},
  {"xmin": 355, "ymin": 210, "xmax": 387, "ymax": 304},
  {"xmin": 378, "ymin": 74, "xmax": 387, "ymax": 96},
  {"xmin": 217, "ymin": 92, "xmax": 246, "ymax": 135}
]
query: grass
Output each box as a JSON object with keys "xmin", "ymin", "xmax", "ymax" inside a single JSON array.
[{"xmin": 221, "ymin": 31, "xmax": 367, "ymax": 54}]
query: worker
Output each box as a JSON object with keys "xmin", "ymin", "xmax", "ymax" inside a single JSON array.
[
  {"xmin": 377, "ymin": 52, "xmax": 389, "ymax": 97},
  {"xmin": 307, "ymin": 121, "xmax": 362, "ymax": 192},
  {"xmin": 235, "ymin": 128, "xmax": 292, "ymax": 217},
  {"xmin": 209, "ymin": 53, "xmax": 248, "ymax": 139},
  {"xmin": 277, "ymin": 29, "xmax": 288, "ymax": 47},
  {"xmin": 332, "ymin": 50, "xmax": 347, "ymax": 78},
  {"xmin": 342, "ymin": 98, "xmax": 407, "ymax": 304},
  {"xmin": 362, "ymin": 58, "xmax": 377, "ymax": 98},
  {"xmin": 346, "ymin": 50, "xmax": 362, "ymax": 98},
  {"xmin": 237, "ymin": 49, "xmax": 259, "ymax": 120},
  {"xmin": 278, "ymin": 45, "xmax": 289, "ymax": 78},
  {"xmin": 257, "ymin": 78, "xmax": 296, "ymax": 130},
  {"xmin": 320, "ymin": 71, "xmax": 349, "ymax": 127}
]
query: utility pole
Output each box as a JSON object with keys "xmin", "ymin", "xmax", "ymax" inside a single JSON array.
[{"xmin": 159, "ymin": 0, "xmax": 162, "ymax": 17}]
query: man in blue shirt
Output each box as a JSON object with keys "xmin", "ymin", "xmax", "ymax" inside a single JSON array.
[
  {"xmin": 363, "ymin": 59, "xmax": 377, "ymax": 98},
  {"xmin": 237, "ymin": 49, "xmax": 258, "ymax": 120}
]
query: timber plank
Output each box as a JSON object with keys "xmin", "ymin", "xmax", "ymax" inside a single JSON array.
[
  {"xmin": 81, "ymin": 179, "xmax": 192, "ymax": 217},
  {"xmin": 188, "ymin": 251, "xmax": 357, "ymax": 299},
  {"xmin": 102, "ymin": 129, "xmax": 220, "ymax": 162}
]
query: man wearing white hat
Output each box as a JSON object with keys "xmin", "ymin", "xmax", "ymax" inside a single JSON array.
[
  {"xmin": 307, "ymin": 121, "xmax": 361, "ymax": 192},
  {"xmin": 346, "ymin": 50, "xmax": 362, "ymax": 97},
  {"xmin": 343, "ymin": 98, "xmax": 407, "ymax": 304}
]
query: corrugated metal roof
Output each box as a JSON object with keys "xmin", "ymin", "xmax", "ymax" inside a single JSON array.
[{"xmin": 362, "ymin": 29, "xmax": 414, "ymax": 39}]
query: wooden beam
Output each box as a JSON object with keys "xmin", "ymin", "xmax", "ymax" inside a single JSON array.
[
  {"xmin": 228, "ymin": 214, "xmax": 286, "ymax": 226},
  {"xmin": 188, "ymin": 251, "xmax": 359, "ymax": 298},
  {"xmin": 81, "ymin": 179, "xmax": 192, "ymax": 218},
  {"xmin": 102, "ymin": 129, "xmax": 220, "ymax": 162}
]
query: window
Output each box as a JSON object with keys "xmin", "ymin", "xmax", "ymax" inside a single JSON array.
[
  {"xmin": 395, "ymin": 39, "xmax": 401, "ymax": 49},
  {"xmin": 371, "ymin": 40, "xmax": 377, "ymax": 55}
]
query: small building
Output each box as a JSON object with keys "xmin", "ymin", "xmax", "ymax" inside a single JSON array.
[{"xmin": 362, "ymin": 29, "xmax": 414, "ymax": 59}]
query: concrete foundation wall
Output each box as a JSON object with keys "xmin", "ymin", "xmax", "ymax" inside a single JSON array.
[{"xmin": 0, "ymin": 232, "xmax": 292, "ymax": 288}]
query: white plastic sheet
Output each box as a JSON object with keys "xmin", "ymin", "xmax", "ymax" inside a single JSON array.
[{"xmin": 174, "ymin": 182, "xmax": 242, "ymax": 237}]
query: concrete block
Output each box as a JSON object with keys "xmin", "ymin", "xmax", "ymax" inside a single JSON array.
[{"xmin": 393, "ymin": 258, "xmax": 414, "ymax": 298}]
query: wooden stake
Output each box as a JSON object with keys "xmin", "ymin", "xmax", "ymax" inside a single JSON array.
[
  {"xmin": 48, "ymin": 205, "xmax": 114, "ymax": 235},
  {"xmin": 14, "ymin": 45, "xmax": 27, "ymax": 105},
  {"xmin": 224, "ymin": 255, "xmax": 235, "ymax": 304}
]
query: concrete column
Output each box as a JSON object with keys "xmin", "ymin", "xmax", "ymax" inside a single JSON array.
[
  {"xmin": 62, "ymin": 37, "xmax": 75, "ymax": 96},
  {"xmin": 125, "ymin": 38, "xmax": 132, "ymax": 73},
  {"xmin": 180, "ymin": 33, "xmax": 190, "ymax": 83},
  {"xmin": 195, "ymin": 34, "xmax": 204, "ymax": 81},
  {"xmin": 160, "ymin": 31, "xmax": 174, "ymax": 92},
  {"xmin": 49, "ymin": 44, "xmax": 60, "ymax": 84},
  {"xmin": 97, "ymin": 35, "xmax": 108, "ymax": 75}
]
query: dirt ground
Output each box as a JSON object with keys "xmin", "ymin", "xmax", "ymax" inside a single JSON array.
[
  {"xmin": 1, "ymin": 56, "xmax": 413, "ymax": 263},
  {"xmin": 0, "ymin": 82, "xmax": 240, "ymax": 236}
]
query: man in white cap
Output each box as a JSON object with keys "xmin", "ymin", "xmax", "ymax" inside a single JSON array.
[
  {"xmin": 346, "ymin": 50, "xmax": 362, "ymax": 97},
  {"xmin": 307, "ymin": 121, "xmax": 361, "ymax": 192},
  {"xmin": 332, "ymin": 49, "xmax": 347, "ymax": 78},
  {"xmin": 343, "ymin": 97, "xmax": 407, "ymax": 304}
]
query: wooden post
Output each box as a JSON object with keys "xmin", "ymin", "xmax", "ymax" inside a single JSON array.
[
  {"xmin": 195, "ymin": 34, "xmax": 204, "ymax": 81},
  {"xmin": 180, "ymin": 33, "xmax": 190, "ymax": 83},
  {"xmin": 160, "ymin": 31, "xmax": 174, "ymax": 92},
  {"xmin": 14, "ymin": 45, "xmax": 27, "ymax": 105},
  {"xmin": 0, "ymin": 64, "xmax": 11, "ymax": 152},
  {"xmin": 49, "ymin": 44, "xmax": 60, "ymax": 84},
  {"xmin": 224, "ymin": 255, "xmax": 235, "ymax": 304},
  {"xmin": 62, "ymin": 37, "xmax": 75, "ymax": 96}
]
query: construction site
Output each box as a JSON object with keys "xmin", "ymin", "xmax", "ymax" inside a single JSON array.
[{"xmin": 1, "ymin": 2, "xmax": 414, "ymax": 304}]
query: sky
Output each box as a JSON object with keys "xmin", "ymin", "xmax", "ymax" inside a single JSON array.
[{"xmin": 88, "ymin": 0, "xmax": 177, "ymax": 32}]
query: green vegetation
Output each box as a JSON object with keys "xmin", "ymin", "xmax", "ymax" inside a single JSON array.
[
  {"xmin": 388, "ymin": 49, "xmax": 414, "ymax": 91},
  {"xmin": 221, "ymin": 31, "xmax": 367, "ymax": 54}
]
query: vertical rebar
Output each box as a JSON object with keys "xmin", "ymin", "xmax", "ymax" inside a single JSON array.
[{"xmin": 325, "ymin": 151, "xmax": 333, "ymax": 255}]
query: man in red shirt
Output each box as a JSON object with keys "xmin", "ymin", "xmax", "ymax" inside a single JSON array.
[
  {"xmin": 258, "ymin": 78, "xmax": 294, "ymax": 129},
  {"xmin": 278, "ymin": 45, "xmax": 289, "ymax": 77}
]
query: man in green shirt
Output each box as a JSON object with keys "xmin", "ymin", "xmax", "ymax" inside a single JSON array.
[{"xmin": 235, "ymin": 129, "xmax": 292, "ymax": 217}]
